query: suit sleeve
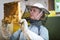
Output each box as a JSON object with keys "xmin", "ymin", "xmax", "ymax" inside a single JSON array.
[{"xmin": 10, "ymin": 29, "xmax": 21, "ymax": 40}]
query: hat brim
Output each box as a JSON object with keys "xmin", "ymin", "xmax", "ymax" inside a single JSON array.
[{"xmin": 42, "ymin": 8, "xmax": 50, "ymax": 15}]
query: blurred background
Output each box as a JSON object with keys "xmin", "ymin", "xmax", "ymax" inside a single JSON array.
[{"xmin": 0, "ymin": 0, "xmax": 60, "ymax": 40}]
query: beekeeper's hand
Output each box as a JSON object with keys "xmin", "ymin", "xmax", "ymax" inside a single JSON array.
[
  {"xmin": 19, "ymin": 19, "xmax": 44, "ymax": 40},
  {"xmin": 20, "ymin": 19, "xmax": 28, "ymax": 32}
]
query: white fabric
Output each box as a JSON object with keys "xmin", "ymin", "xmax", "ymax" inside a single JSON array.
[{"xmin": 20, "ymin": 19, "xmax": 44, "ymax": 40}]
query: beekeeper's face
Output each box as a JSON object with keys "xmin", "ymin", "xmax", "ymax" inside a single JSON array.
[{"xmin": 29, "ymin": 7, "xmax": 43, "ymax": 20}]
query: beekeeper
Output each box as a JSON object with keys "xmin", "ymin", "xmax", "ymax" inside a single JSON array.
[{"xmin": 10, "ymin": 3, "xmax": 50, "ymax": 40}]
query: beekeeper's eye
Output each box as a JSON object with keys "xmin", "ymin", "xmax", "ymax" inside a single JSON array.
[{"xmin": 29, "ymin": 8, "xmax": 36, "ymax": 12}]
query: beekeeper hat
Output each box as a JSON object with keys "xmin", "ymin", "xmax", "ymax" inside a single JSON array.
[{"xmin": 29, "ymin": 3, "xmax": 50, "ymax": 15}]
